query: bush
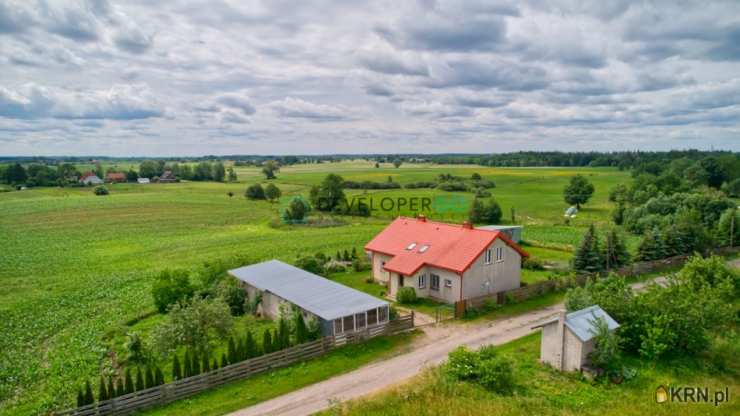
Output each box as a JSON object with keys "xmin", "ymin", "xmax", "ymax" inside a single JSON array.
[
  {"xmin": 522, "ymin": 257, "xmax": 545, "ymax": 270},
  {"xmin": 215, "ymin": 279, "xmax": 246, "ymax": 316},
  {"xmin": 152, "ymin": 269, "xmax": 195, "ymax": 313},
  {"xmin": 352, "ymin": 258, "xmax": 372, "ymax": 272},
  {"xmin": 437, "ymin": 181, "xmax": 468, "ymax": 192},
  {"xmin": 396, "ymin": 287, "xmax": 417, "ymax": 304},
  {"xmin": 404, "ymin": 181, "xmax": 437, "ymax": 189},
  {"xmin": 245, "ymin": 183, "xmax": 265, "ymax": 200},
  {"xmin": 295, "ymin": 256, "xmax": 325, "ymax": 276},
  {"xmin": 325, "ymin": 262, "xmax": 347, "ymax": 274},
  {"xmin": 94, "ymin": 185, "xmax": 109, "ymax": 195},
  {"xmin": 446, "ymin": 345, "xmax": 514, "ymax": 393}
]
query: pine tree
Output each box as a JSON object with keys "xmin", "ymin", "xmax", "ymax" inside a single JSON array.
[
  {"xmin": 343, "ymin": 250, "xmax": 350, "ymax": 261},
  {"xmin": 145, "ymin": 366, "xmax": 155, "ymax": 388},
  {"xmin": 135, "ymin": 368, "xmax": 145, "ymax": 391},
  {"xmin": 572, "ymin": 224, "xmax": 603, "ymax": 273},
  {"xmin": 351, "ymin": 247, "xmax": 357, "ymax": 259},
  {"xmin": 107, "ymin": 377, "xmax": 115, "ymax": 399},
  {"xmin": 84, "ymin": 380, "xmax": 94, "ymax": 405},
  {"xmin": 294, "ymin": 311, "xmax": 309, "ymax": 344},
  {"xmin": 77, "ymin": 388, "xmax": 85, "ymax": 407},
  {"xmin": 183, "ymin": 350, "xmax": 192, "ymax": 378},
  {"xmin": 124, "ymin": 368, "xmax": 134, "ymax": 394},
  {"xmin": 237, "ymin": 338, "xmax": 246, "ymax": 361},
  {"xmin": 98, "ymin": 376, "xmax": 108, "ymax": 402},
  {"xmin": 272, "ymin": 328, "xmax": 281, "ymax": 352},
  {"xmin": 172, "ymin": 355, "xmax": 182, "ymax": 381},
  {"xmin": 212, "ymin": 358, "xmax": 219, "ymax": 370},
  {"xmin": 661, "ymin": 226, "xmax": 681, "ymax": 257},
  {"xmin": 245, "ymin": 331, "xmax": 256, "ymax": 359},
  {"xmin": 336, "ymin": 251, "xmax": 341, "ymax": 261},
  {"xmin": 115, "ymin": 378, "xmax": 124, "ymax": 397},
  {"xmin": 602, "ymin": 229, "xmax": 630, "ymax": 269},
  {"xmin": 228, "ymin": 337, "xmax": 237, "ymax": 364},
  {"xmin": 201, "ymin": 351, "xmax": 210, "ymax": 373},
  {"xmin": 154, "ymin": 366, "xmax": 165, "ymax": 386},
  {"xmin": 191, "ymin": 351, "xmax": 201, "ymax": 375},
  {"xmin": 262, "ymin": 329, "xmax": 273, "ymax": 354},
  {"xmin": 220, "ymin": 352, "xmax": 229, "ymax": 368},
  {"xmin": 637, "ymin": 227, "xmax": 666, "ymax": 261}
]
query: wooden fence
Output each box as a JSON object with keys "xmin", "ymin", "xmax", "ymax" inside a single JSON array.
[
  {"xmin": 55, "ymin": 314, "xmax": 414, "ymax": 416},
  {"xmin": 457, "ymin": 246, "xmax": 739, "ymax": 316}
]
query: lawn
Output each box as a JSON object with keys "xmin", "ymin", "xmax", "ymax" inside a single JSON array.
[
  {"xmin": 323, "ymin": 331, "xmax": 740, "ymax": 416},
  {"xmin": 142, "ymin": 332, "xmax": 418, "ymax": 416},
  {"xmin": 0, "ymin": 162, "xmax": 627, "ymax": 414}
]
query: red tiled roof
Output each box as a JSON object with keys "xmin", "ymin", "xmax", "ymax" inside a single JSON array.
[
  {"xmin": 365, "ymin": 216, "xmax": 528, "ymax": 276},
  {"xmin": 80, "ymin": 171, "xmax": 96, "ymax": 180},
  {"xmin": 106, "ymin": 172, "xmax": 126, "ymax": 180}
]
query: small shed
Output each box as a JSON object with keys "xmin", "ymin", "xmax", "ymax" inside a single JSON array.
[
  {"xmin": 159, "ymin": 170, "xmax": 176, "ymax": 183},
  {"xmin": 476, "ymin": 225, "xmax": 523, "ymax": 243},
  {"xmin": 106, "ymin": 172, "xmax": 127, "ymax": 183},
  {"xmin": 137, "ymin": 178, "xmax": 151, "ymax": 184},
  {"xmin": 532, "ymin": 305, "xmax": 619, "ymax": 371},
  {"xmin": 229, "ymin": 260, "xmax": 390, "ymax": 336}
]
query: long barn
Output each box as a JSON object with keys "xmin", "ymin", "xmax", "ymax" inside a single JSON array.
[{"xmin": 229, "ymin": 260, "xmax": 390, "ymax": 336}]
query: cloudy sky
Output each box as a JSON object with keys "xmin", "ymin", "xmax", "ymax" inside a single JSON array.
[{"xmin": 1, "ymin": 0, "xmax": 739, "ymax": 156}]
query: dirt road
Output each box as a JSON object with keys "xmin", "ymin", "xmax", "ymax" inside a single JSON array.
[{"xmin": 229, "ymin": 262, "xmax": 738, "ymax": 416}]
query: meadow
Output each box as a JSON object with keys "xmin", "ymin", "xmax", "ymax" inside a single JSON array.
[{"xmin": 0, "ymin": 161, "xmax": 629, "ymax": 414}]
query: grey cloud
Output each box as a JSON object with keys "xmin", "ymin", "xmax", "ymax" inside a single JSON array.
[
  {"xmin": 356, "ymin": 50, "xmax": 428, "ymax": 76},
  {"xmin": 270, "ymin": 97, "xmax": 349, "ymax": 121},
  {"xmin": 215, "ymin": 92, "xmax": 257, "ymax": 115},
  {"xmin": 425, "ymin": 58, "xmax": 550, "ymax": 91},
  {"xmin": 365, "ymin": 84, "xmax": 394, "ymax": 97}
]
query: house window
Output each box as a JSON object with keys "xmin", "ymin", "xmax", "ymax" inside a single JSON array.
[
  {"xmin": 444, "ymin": 279, "xmax": 452, "ymax": 288},
  {"xmin": 418, "ymin": 244, "xmax": 430, "ymax": 253},
  {"xmin": 367, "ymin": 308, "xmax": 378, "ymax": 325},
  {"xmin": 496, "ymin": 247, "xmax": 504, "ymax": 262},
  {"xmin": 485, "ymin": 249, "xmax": 492, "ymax": 264},
  {"xmin": 356, "ymin": 313, "xmax": 366, "ymax": 329},
  {"xmin": 343, "ymin": 315, "xmax": 355, "ymax": 332},
  {"xmin": 418, "ymin": 274, "xmax": 426, "ymax": 288},
  {"xmin": 334, "ymin": 318, "xmax": 342, "ymax": 334},
  {"xmin": 378, "ymin": 306, "xmax": 388, "ymax": 322},
  {"xmin": 406, "ymin": 242, "xmax": 417, "ymax": 250},
  {"xmin": 430, "ymin": 273, "xmax": 440, "ymax": 290}
]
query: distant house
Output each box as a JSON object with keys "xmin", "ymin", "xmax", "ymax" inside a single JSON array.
[
  {"xmin": 137, "ymin": 178, "xmax": 150, "ymax": 184},
  {"xmin": 229, "ymin": 260, "xmax": 390, "ymax": 336},
  {"xmin": 476, "ymin": 225, "xmax": 523, "ymax": 243},
  {"xmin": 364, "ymin": 216, "xmax": 528, "ymax": 303},
  {"xmin": 158, "ymin": 170, "xmax": 176, "ymax": 183},
  {"xmin": 106, "ymin": 172, "xmax": 126, "ymax": 183},
  {"xmin": 79, "ymin": 172, "xmax": 103, "ymax": 185},
  {"xmin": 532, "ymin": 305, "xmax": 619, "ymax": 371}
]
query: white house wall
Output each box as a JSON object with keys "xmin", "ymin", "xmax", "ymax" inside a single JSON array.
[
  {"xmin": 371, "ymin": 252, "xmax": 392, "ymax": 283},
  {"xmin": 462, "ymin": 238, "xmax": 521, "ymax": 299}
]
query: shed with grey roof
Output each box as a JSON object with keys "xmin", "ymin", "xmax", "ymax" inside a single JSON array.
[
  {"xmin": 229, "ymin": 260, "xmax": 390, "ymax": 336},
  {"xmin": 532, "ymin": 305, "xmax": 619, "ymax": 371}
]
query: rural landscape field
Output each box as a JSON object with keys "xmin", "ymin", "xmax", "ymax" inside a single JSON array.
[{"xmin": 1, "ymin": 161, "xmax": 626, "ymax": 414}]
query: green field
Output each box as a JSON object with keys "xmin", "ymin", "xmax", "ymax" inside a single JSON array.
[
  {"xmin": 0, "ymin": 161, "xmax": 629, "ymax": 414},
  {"xmin": 324, "ymin": 332, "xmax": 740, "ymax": 416}
]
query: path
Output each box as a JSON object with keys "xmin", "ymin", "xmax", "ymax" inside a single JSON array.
[{"xmin": 229, "ymin": 262, "xmax": 739, "ymax": 416}]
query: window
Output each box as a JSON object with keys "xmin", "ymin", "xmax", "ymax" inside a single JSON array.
[
  {"xmin": 343, "ymin": 315, "xmax": 355, "ymax": 332},
  {"xmin": 430, "ymin": 273, "xmax": 440, "ymax": 290},
  {"xmin": 367, "ymin": 308, "xmax": 378, "ymax": 325},
  {"xmin": 496, "ymin": 247, "xmax": 504, "ymax": 262},
  {"xmin": 378, "ymin": 306, "xmax": 388, "ymax": 322},
  {"xmin": 406, "ymin": 242, "xmax": 417, "ymax": 250},
  {"xmin": 418, "ymin": 274, "xmax": 426, "ymax": 288},
  {"xmin": 418, "ymin": 244, "xmax": 430, "ymax": 253},
  {"xmin": 356, "ymin": 313, "xmax": 366, "ymax": 329},
  {"xmin": 334, "ymin": 318, "xmax": 342, "ymax": 334},
  {"xmin": 444, "ymin": 279, "xmax": 452, "ymax": 288},
  {"xmin": 485, "ymin": 248, "xmax": 492, "ymax": 264}
]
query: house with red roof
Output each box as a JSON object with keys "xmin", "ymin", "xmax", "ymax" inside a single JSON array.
[
  {"xmin": 105, "ymin": 172, "xmax": 127, "ymax": 183},
  {"xmin": 364, "ymin": 216, "xmax": 528, "ymax": 303},
  {"xmin": 79, "ymin": 172, "xmax": 103, "ymax": 185}
]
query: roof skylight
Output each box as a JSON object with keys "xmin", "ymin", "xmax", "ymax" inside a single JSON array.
[
  {"xmin": 418, "ymin": 244, "xmax": 430, "ymax": 253},
  {"xmin": 406, "ymin": 242, "xmax": 417, "ymax": 250}
]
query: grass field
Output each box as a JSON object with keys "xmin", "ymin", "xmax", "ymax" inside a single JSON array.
[
  {"xmin": 323, "ymin": 331, "xmax": 740, "ymax": 416},
  {"xmin": 0, "ymin": 161, "xmax": 628, "ymax": 414}
]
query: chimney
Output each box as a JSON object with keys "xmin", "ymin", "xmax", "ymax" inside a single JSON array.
[
  {"xmin": 462, "ymin": 221, "xmax": 473, "ymax": 229},
  {"xmin": 417, "ymin": 215, "xmax": 427, "ymax": 222}
]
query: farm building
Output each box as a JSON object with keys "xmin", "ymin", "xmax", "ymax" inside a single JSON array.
[
  {"xmin": 532, "ymin": 305, "xmax": 619, "ymax": 371},
  {"xmin": 365, "ymin": 216, "xmax": 528, "ymax": 304},
  {"xmin": 106, "ymin": 172, "xmax": 126, "ymax": 183},
  {"xmin": 476, "ymin": 225, "xmax": 523, "ymax": 243},
  {"xmin": 79, "ymin": 172, "xmax": 103, "ymax": 185},
  {"xmin": 159, "ymin": 170, "xmax": 176, "ymax": 183},
  {"xmin": 229, "ymin": 260, "xmax": 390, "ymax": 336},
  {"xmin": 137, "ymin": 178, "xmax": 150, "ymax": 184}
]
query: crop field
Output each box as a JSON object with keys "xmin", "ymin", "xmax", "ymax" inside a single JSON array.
[{"xmin": 0, "ymin": 161, "xmax": 628, "ymax": 414}]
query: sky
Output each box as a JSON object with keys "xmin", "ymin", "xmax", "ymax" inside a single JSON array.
[{"xmin": 0, "ymin": 0, "xmax": 739, "ymax": 156}]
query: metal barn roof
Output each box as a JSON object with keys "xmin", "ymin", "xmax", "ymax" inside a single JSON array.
[
  {"xmin": 229, "ymin": 260, "xmax": 388, "ymax": 321},
  {"xmin": 532, "ymin": 305, "xmax": 620, "ymax": 342}
]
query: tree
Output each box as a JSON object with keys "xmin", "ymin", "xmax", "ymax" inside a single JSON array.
[
  {"xmin": 277, "ymin": 316, "xmax": 291, "ymax": 349},
  {"xmin": 228, "ymin": 337, "xmax": 237, "ymax": 364},
  {"xmin": 283, "ymin": 197, "xmax": 310, "ymax": 222},
  {"xmin": 636, "ymin": 227, "xmax": 665, "ymax": 261},
  {"xmin": 77, "ymin": 388, "xmax": 84, "ymax": 407},
  {"xmin": 84, "ymin": 380, "xmax": 94, "ymax": 405},
  {"xmin": 262, "ymin": 329, "xmax": 273, "ymax": 354},
  {"xmin": 183, "ymin": 351, "xmax": 192, "ymax": 377},
  {"xmin": 154, "ymin": 366, "xmax": 164, "ymax": 386},
  {"xmin": 94, "ymin": 162, "xmax": 104, "ymax": 179},
  {"xmin": 107, "ymin": 377, "xmax": 115, "ymax": 399},
  {"xmin": 310, "ymin": 174, "xmax": 345, "ymax": 212},
  {"xmin": 201, "ymin": 351, "xmax": 210, "ymax": 373},
  {"xmin": 227, "ymin": 166, "xmax": 237, "ymax": 182},
  {"xmin": 124, "ymin": 369, "xmax": 134, "ymax": 394},
  {"xmin": 602, "ymin": 229, "xmax": 630, "ymax": 269},
  {"xmin": 145, "ymin": 366, "xmax": 155, "ymax": 388},
  {"xmin": 294, "ymin": 256, "xmax": 325, "ymax": 275},
  {"xmin": 722, "ymin": 177, "xmax": 740, "ymax": 197},
  {"xmin": 220, "ymin": 352, "xmax": 228, "ymax": 368},
  {"xmin": 392, "ymin": 158, "xmax": 402, "ymax": 168},
  {"xmin": 115, "ymin": 378, "xmax": 124, "ymax": 397},
  {"xmin": 194, "ymin": 162, "xmax": 213, "ymax": 180},
  {"xmin": 293, "ymin": 312, "xmax": 309, "ymax": 344},
  {"xmin": 587, "ymin": 316, "xmax": 622, "ymax": 377},
  {"xmin": 564, "ymin": 174, "xmax": 595, "ymax": 209},
  {"xmin": 135, "ymin": 368, "xmax": 145, "ymax": 391},
  {"xmin": 469, "ymin": 197, "xmax": 503, "ymax": 224},
  {"xmin": 374, "ymin": 162, "xmax": 380, "ymax": 168},
  {"xmin": 124, "ymin": 332, "xmax": 146, "ymax": 364},
  {"xmin": 572, "ymin": 224, "xmax": 602, "ymax": 272},
  {"xmin": 139, "ymin": 160, "xmax": 161, "ymax": 178},
  {"xmin": 94, "ymin": 185, "xmax": 109, "ymax": 195},
  {"xmin": 262, "ymin": 160, "xmax": 280, "ymax": 179},
  {"xmin": 151, "ymin": 269, "xmax": 194, "ymax": 313},
  {"xmin": 717, "ymin": 207, "xmax": 739, "ymax": 247},
  {"xmin": 98, "ymin": 377, "xmax": 108, "ymax": 402},
  {"xmin": 151, "ymin": 297, "xmax": 233, "ymax": 355},
  {"xmin": 125, "ymin": 169, "xmax": 139, "ymax": 182},
  {"xmin": 212, "ymin": 161, "xmax": 226, "ymax": 182},
  {"xmin": 245, "ymin": 183, "xmax": 265, "ymax": 200},
  {"xmin": 264, "ymin": 183, "xmax": 282, "ymax": 202},
  {"xmin": 215, "ymin": 278, "xmax": 246, "ymax": 316},
  {"xmin": 172, "ymin": 355, "xmax": 182, "ymax": 380},
  {"xmin": 471, "ymin": 173, "xmax": 482, "ymax": 180}
]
